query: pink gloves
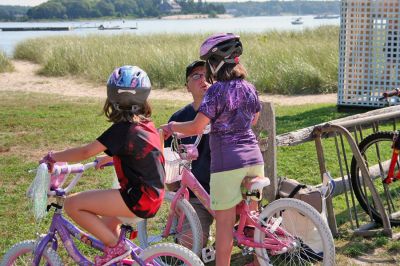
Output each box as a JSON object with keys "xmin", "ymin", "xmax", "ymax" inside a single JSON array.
[{"xmin": 39, "ymin": 151, "xmax": 56, "ymax": 172}]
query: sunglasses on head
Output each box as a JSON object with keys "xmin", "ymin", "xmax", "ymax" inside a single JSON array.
[{"xmin": 189, "ymin": 73, "xmax": 205, "ymax": 81}]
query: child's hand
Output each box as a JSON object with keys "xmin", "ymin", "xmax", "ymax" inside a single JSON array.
[
  {"xmin": 95, "ymin": 155, "xmax": 113, "ymax": 169},
  {"xmin": 39, "ymin": 151, "xmax": 56, "ymax": 173},
  {"xmin": 160, "ymin": 122, "xmax": 174, "ymax": 140}
]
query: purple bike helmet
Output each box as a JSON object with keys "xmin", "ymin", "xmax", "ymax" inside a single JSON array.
[
  {"xmin": 107, "ymin": 65, "xmax": 151, "ymax": 111},
  {"xmin": 200, "ymin": 33, "xmax": 242, "ymax": 75}
]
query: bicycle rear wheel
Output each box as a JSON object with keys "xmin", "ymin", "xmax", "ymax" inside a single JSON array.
[
  {"xmin": 0, "ymin": 240, "xmax": 63, "ymax": 266},
  {"xmin": 137, "ymin": 191, "xmax": 203, "ymax": 256},
  {"xmin": 350, "ymin": 131, "xmax": 400, "ymax": 225},
  {"xmin": 138, "ymin": 243, "xmax": 204, "ymax": 266},
  {"xmin": 254, "ymin": 198, "xmax": 335, "ymax": 266}
]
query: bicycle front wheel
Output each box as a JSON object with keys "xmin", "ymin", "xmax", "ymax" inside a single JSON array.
[
  {"xmin": 350, "ymin": 131, "xmax": 400, "ymax": 225},
  {"xmin": 138, "ymin": 242, "xmax": 204, "ymax": 266},
  {"xmin": 254, "ymin": 198, "xmax": 335, "ymax": 266},
  {"xmin": 137, "ymin": 191, "xmax": 203, "ymax": 256},
  {"xmin": 0, "ymin": 240, "xmax": 63, "ymax": 266}
]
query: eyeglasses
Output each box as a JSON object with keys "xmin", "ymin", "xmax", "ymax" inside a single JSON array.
[{"xmin": 189, "ymin": 73, "xmax": 205, "ymax": 81}]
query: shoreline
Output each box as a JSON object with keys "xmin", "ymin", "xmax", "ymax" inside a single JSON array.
[{"xmin": 161, "ymin": 14, "xmax": 233, "ymax": 20}]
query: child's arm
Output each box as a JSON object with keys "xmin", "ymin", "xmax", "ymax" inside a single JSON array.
[
  {"xmin": 49, "ymin": 140, "xmax": 107, "ymax": 163},
  {"xmin": 252, "ymin": 112, "xmax": 260, "ymax": 126},
  {"xmin": 161, "ymin": 113, "xmax": 210, "ymax": 137}
]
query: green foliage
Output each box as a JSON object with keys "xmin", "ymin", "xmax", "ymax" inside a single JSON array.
[
  {"xmin": 0, "ymin": 5, "xmax": 29, "ymax": 21},
  {"xmin": 342, "ymin": 239, "xmax": 372, "ymax": 257},
  {"xmin": 223, "ymin": 1, "xmax": 340, "ymax": 17},
  {"xmin": 24, "ymin": 0, "xmax": 225, "ymax": 20},
  {"xmin": 388, "ymin": 241, "xmax": 400, "ymax": 253},
  {"xmin": 0, "ymin": 51, "xmax": 14, "ymax": 73},
  {"xmin": 14, "ymin": 26, "xmax": 340, "ymax": 95}
]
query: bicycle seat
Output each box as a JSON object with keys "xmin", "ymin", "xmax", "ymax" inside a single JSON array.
[
  {"xmin": 242, "ymin": 176, "xmax": 270, "ymax": 201},
  {"xmin": 118, "ymin": 216, "xmax": 143, "ymax": 225}
]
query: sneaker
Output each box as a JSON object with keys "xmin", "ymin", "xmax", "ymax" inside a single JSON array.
[{"xmin": 94, "ymin": 240, "xmax": 132, "ymax": 266}]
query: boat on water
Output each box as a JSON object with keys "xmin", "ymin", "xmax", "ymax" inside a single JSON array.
[
  {"xmin": 291, "ymin": 17, "xmax": 303, "ymax": 25},
  {"xmin": 97, "ymin": 23, "xmax": 138, "ymax": 30},
  {"xmin": 98, "ymin": 24, "xmax": 122, "ymax": 30},
  {"xmin": 313, "ymin": 14, "xmax": 340, "ymax": 19}
]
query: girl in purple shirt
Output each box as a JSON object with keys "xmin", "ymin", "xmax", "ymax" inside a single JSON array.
[{"xmin": 161, "ymin": 33, "xmax": 265, "ymax": 266}]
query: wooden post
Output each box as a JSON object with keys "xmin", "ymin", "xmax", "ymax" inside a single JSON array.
[
  {"xmin": 313, "ymin": 129, "xmax": 339, "ymax": 236},
  {"xmin": 253, "ymin": 101, "xmax": 277, "ymax": 202}
]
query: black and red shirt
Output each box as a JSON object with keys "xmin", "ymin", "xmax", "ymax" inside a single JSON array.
[{"xmin": 97, "ymin": 120, "xmax": 165, "ymax": 194}]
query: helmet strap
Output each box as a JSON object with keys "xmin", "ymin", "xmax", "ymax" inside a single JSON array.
[
  {"xmin": 113, "ymin": 103, "xmax": 141, "ymax": 113},
  {"xmin": 209, "ymin": 60, "xmax": 225, "ymax": 75}
]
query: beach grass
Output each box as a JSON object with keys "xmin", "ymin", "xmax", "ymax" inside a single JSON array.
[
  {"xmin": 13, "ymin": 26, "xmax": 339, "ymax": 94},
  {"xmin": 0, "ymin": 51, "xmax": 14, "ymax": 73},
  {"xmin": 1, "ymin": 91, "xmax": 399, "ymax": 264}
]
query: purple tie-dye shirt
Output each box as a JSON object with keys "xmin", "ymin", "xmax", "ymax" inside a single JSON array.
[{"xmin": 198, "ymin": 79, "xmax": 264, "ymax": 173}]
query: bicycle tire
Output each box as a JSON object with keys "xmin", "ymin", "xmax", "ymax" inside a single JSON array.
[
  {"xmin": 137, "ymin": 191, "xmax": 203, "ymax": 256},
  {"xmin": 0, "ymin": 240, "xmax": 63, "ymax": 266},
  {"xmin": 254, "ymin": 198, "xmax": 335, "ymax": 266},
  {"xmin": 138, "ymin": 242, "xmax": 204, "ymax": 266},
  {"xmin": 350, "ymin": 131, "xmax": 400, "ymax": 226}
]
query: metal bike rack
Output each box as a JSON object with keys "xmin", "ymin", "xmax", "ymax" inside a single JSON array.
[{"xmin": 313, "ymin": 124, "xmax": 392, "ymax": 237}]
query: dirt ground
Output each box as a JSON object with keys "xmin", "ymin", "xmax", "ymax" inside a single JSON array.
[{"xmin": 0, "ymin": 60, "xmax": 337, "ymax": 105}]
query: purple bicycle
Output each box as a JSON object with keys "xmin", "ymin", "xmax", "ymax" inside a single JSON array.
[{"xmin": 0, "ymin": 162, "xmax": 203, "ymax": 266}]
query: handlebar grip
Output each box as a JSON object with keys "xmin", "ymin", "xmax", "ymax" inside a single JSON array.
[
  {"xmin": 53, "ymin": 163, "xmax": 84, "ymax": 175},
  {"xmin": 382, "ymin": 88, "xmax": 400, "ymax": 99}
]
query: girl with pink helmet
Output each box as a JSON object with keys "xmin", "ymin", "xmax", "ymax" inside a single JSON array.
[{"xmin": 161, "ymin": 33, "xmax": 264, "ymax": 266}]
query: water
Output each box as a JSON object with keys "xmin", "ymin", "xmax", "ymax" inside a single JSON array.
[{"xmin": 0, "ymin": 15, "xmax": 340, "ymax": 56}]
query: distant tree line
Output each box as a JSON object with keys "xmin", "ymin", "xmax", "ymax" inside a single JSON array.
[
  {"xmin": 178, "ymin": 0, "xmax": 225, "ymax": 16},
  {"xmin": 23, "ymin": 0, "xmax": 225, "ymax": 20},
  {"xmin": 222, "ymin": 1, "xmax": 340, "ymax": 17},
  {"xmin": 0, "ymin": 6, "xmax": 29, "ymax": 21},
  {"xmin": 0, "ymin": 1, "xmax": 340, "ymax": 21}
]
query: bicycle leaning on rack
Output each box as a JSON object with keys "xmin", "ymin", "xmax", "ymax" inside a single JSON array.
[
  {"xmin": 350, "ymin": 88, "xmax": 400, "ymax": 226},
  {"xmin": 0, "ymin": 161, "xmax": 203, "ymax": 266},
  {"xmin": 137, "ymin": 133, "xmax": 336, "ymax": 265}
]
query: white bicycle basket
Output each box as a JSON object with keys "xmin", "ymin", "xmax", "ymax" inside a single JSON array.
[{"xmin": 164, "ymin": 147, "xmax": 182, "ymax": 184}]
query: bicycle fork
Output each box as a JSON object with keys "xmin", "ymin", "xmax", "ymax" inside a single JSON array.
[{"xmin": 385, "ymin": 142, "xmax": 400, "ymax": 184}]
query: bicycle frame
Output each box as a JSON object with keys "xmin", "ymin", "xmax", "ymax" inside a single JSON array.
[
  {"xmin": 385, "ymin": 133, "xmax": 400, "ymax": 184},
  {"xmin": 33, "ymin": 198, "xmax": 146, "ymax": 266},
  {"xmin": 166, "ymin": 166, "xmax": 294, "ymax": 253}
]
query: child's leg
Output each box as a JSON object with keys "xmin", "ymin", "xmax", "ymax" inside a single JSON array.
[
  {"xmin": 101, "ymin": 216, "xmax": 121, "ymax": 238},
  {"xmin": 215, "ymin": 206, "xmax": 236, "ymax": 266},
  {"xmin": 64, "ymin": 189, "xmax": 134, "ymax": 247}
]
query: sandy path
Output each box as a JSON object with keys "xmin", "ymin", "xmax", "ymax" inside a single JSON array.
[{"xmin": 0, "ymin": 60, "xmax": 337, "ymax": 105}]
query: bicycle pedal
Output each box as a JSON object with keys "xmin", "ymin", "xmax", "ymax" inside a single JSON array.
[{"xmin": 202, "ymin": 246, "xmax": 215, "ymax": 263}]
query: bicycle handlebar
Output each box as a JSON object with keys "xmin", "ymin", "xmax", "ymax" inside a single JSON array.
[
  {"xmin": 47, "ymin": 161, "xmax": 113, "ymax": 196},
  {"xmin": 379, "ymin": 88, "xmax": 400, "ymax": 100}
]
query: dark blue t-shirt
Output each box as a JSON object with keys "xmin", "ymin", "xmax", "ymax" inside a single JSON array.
[{"xmin": 165, "ymin": 104, "xmax": 211, "ymax": 195}]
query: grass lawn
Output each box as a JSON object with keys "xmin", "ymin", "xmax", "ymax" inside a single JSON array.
[{"xmin": 0, "ymin": 91, "xmax": 399, "ymax": 264}]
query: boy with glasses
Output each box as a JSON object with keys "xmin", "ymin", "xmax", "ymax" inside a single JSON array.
[{"xmin": 165, "ymin": 60, "xmax": 214, "ymax": 248}]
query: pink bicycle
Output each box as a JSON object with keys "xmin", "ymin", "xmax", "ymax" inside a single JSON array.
[{"xmin": 138, "ymin": 134, "xmax": 335, "ymax": 265}]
